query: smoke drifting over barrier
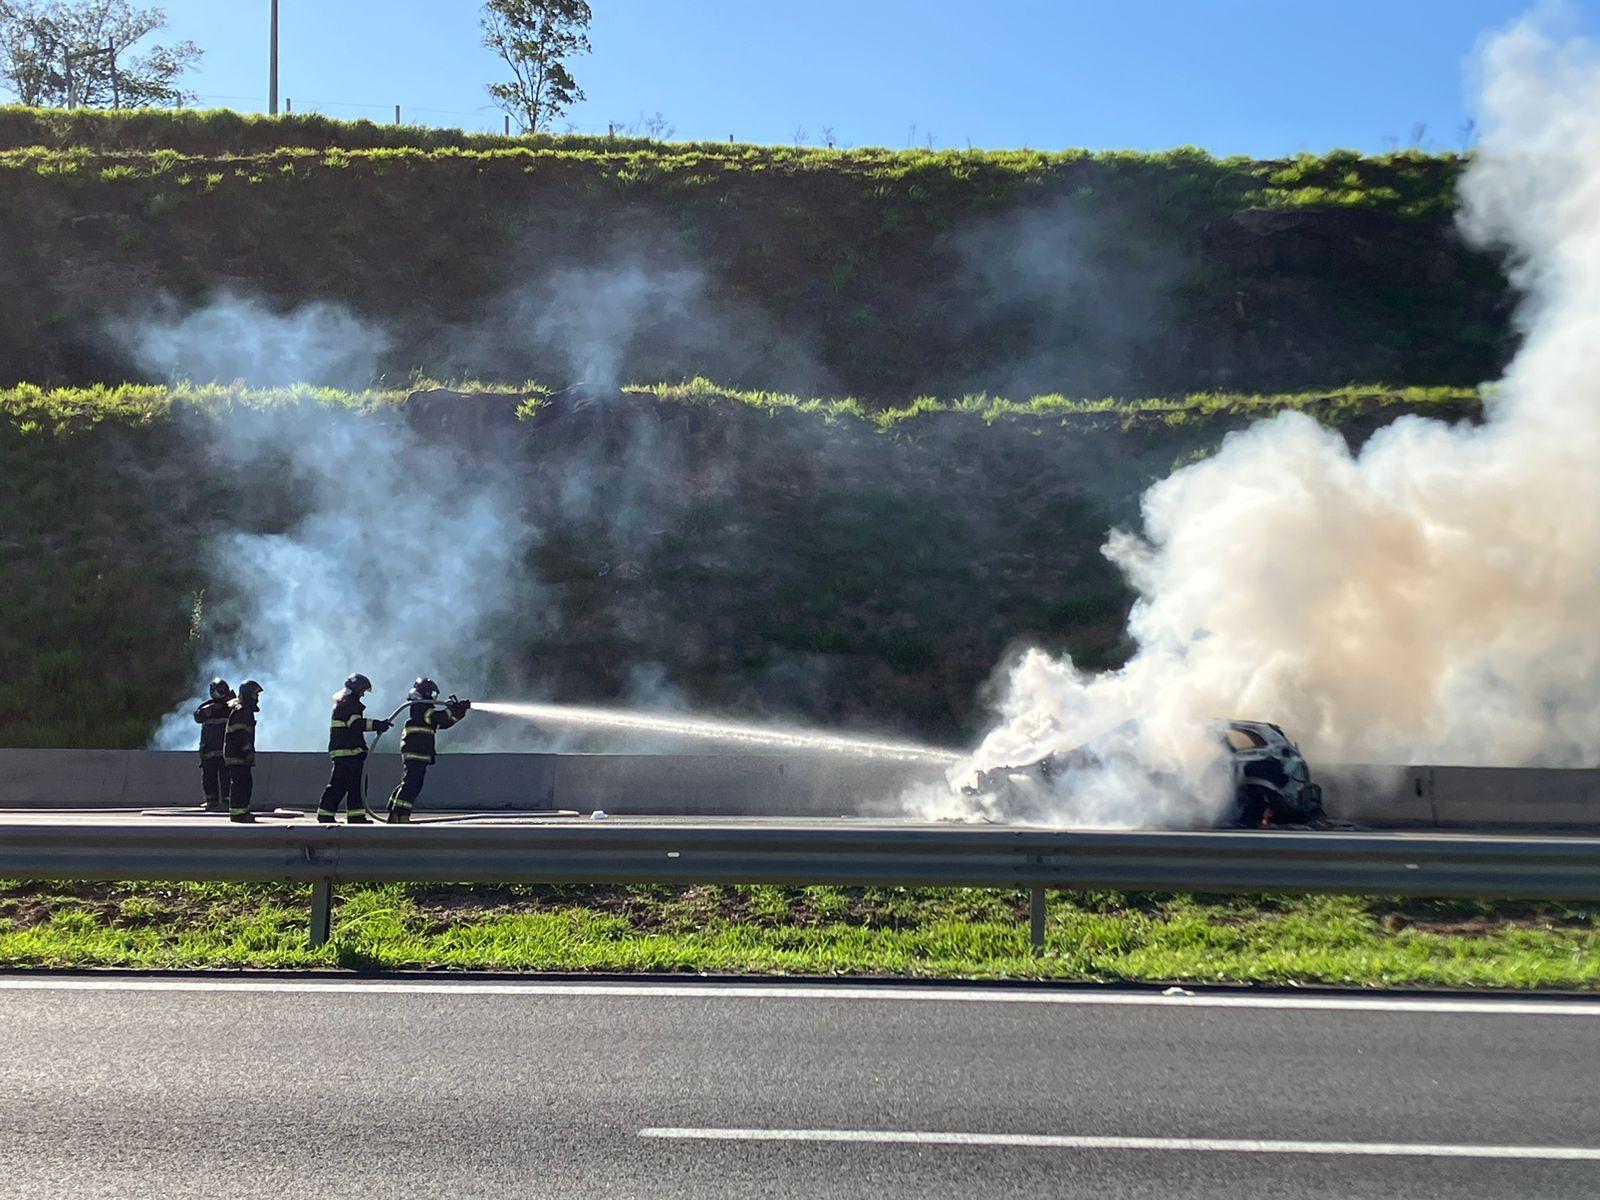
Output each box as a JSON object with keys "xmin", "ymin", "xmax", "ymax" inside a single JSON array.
[
  {"xmin": 932, "ymin": 12, "xmax": 1600, "ymax": 826},
  {"xmin": 153, "ymin": 416, "xmax": 529, "ymax": 749},
  {"xmin": 134, "ymin": 272, "xmax": 841, "ymax": 754},
  {"xmin": 144, "ymin": 301, "xmax": 532, "ymax": 751}
]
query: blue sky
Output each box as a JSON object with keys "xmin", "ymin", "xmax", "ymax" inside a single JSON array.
[{"xmin": 116, "ymin": 1, "xmax": 1598, "ymax": 153}]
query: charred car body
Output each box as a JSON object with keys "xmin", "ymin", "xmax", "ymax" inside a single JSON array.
[{"xmin": 961, "ymin": 719, "xmax": 1326, "ymax": 828}]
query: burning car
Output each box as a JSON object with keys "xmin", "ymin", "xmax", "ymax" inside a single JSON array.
[{"xmin": 960, "ymin": 719, "xmax": 1326, "ymax": 828}]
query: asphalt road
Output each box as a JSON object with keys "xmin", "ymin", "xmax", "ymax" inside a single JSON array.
[
  {"xmin": 0, "ymin": 977, "xmax": 1597, "ymax": 1199},
  {"xmin": 0, "ymin": 810, "xmax": 954, "ymax": 826}
]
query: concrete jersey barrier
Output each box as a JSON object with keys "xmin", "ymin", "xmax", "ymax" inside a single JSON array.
[
  {"xmin": 0, "ymin": 749, "xmax": 944, "ymax": 817},
  {"xmin": 1, "ymin": 749, "xmax": 1597, "ymax": 829},
  {"xmin": 1315, "ymin": 763, "xmax": 1600, "ymax": 830}
]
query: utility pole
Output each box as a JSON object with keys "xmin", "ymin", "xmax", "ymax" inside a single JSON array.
[{"xmin": 268, "ymin": 0, "xmax": 279, "ymax": 116}]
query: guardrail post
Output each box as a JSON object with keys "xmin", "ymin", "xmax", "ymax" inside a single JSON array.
[
  {"xmin": 1029, "ymin": 886, "xmax": 1046, "ymax": 955},
  {"xmin": 310, "ymin": 879, "xmax": 334, "ymax": 948}
]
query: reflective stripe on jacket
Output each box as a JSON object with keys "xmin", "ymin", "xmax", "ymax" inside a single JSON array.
[
  {"xmin": 400, "ymin": 703, "xmax": 460, "ymax": 765},
  {"xmin": 328, "ymin": 695, "xmax": 379, "ymax": 759},
  {"xmin": 223, "ymin": 698, "xmax": 258, "ymax": 766}
]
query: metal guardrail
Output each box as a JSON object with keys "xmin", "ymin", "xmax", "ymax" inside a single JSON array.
[{"xmin": 4, "ymin": 821, "xmax": 1599, "ymax": 948}]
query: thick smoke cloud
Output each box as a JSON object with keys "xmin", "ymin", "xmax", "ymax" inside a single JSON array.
[{"xmin": 931, "ymin": 11, "xmax": 1600, "ymax": 825}]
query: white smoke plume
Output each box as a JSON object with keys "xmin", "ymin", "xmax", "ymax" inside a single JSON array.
[
  {"xmin": 931, "ymin": 10, "xmax": 1600, "ymax": 825},
  {"xmin": 526, "ymin": 261, "xmax": 704, "ymax": 392},
  {"xmin": 161, "ymin": 416, "xmax": 528, "ymax": 750},
  {"xmin": 118, "ymin": 293, "xmax": 389, "ymax": 390},
  {"xmin": 946, "ymin": 195, "xmax": 1185, "ymax": 399},
  {"xmin": 139, "ymin": 300, "xmax": 532, "ymax": 750},
  {"xmin": 129, "ymin": 277, "xmax": 815, "ymax": 755},
  {"xmin": 451, "ymin": 237, "xmax": 838, "ymax": 399}
]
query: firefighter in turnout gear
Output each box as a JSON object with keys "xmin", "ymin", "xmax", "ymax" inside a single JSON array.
[
  {"xmin": 317, "ymin": 673, "xmax": 391, "ymax": 824},
  {"xmin": 386, "ymin": 678, "xmax": 471, "ymax": 823},
  {"xmin": 223, "ymin": 681, "xmax": 264, "ymax": 823},
  {"xmin": 193, "ymin": 678, "xmax": 235, "ymax": 812}
]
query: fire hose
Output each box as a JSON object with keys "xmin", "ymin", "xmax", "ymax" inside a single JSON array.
[{"xmin": 361, "ymin": 695, "xmax": 472, "ymax": 816}]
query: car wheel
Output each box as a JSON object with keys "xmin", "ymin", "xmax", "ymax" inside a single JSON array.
[{"xmin": 1231, "ymin": 786, "xmax": 1272, "ymax": 828}]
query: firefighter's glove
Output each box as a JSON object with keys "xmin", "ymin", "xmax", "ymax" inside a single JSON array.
[
  {"xmin": 375, "ymin": 719, "xmax": 393, "ymax": 733},
  {"xmin": 449, "ymin": 700, "xmax": 470, "ymax": 718}
]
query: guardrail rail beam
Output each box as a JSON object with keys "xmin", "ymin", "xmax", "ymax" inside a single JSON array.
[{"xmin": 4, "ymin": 820, "xmax": 1599, "ymax": 950}]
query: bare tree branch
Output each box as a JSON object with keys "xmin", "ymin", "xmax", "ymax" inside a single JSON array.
[{"xmin": 0, "ymin": 0, "xmax": 200, "ymax": 108}]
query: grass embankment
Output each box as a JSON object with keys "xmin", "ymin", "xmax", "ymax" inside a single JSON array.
[
  {"xmin": 641, "ymin": 378, "xmax": 1484, "ymax": 429},
  {"xmin": 0, "ymin": 105, "xmax": 1510, "ymax": 397},
  {"xmin": 2, "ymin": 881, "xmax": 1596, "ymax": 989},
  {"xmin": 0, "ymin": 104, "xmax": 1464, "ymax": 217},
  {"xmin": 0, "ymin": 381, "xmax": 1484, "ymax": 748},
  {"xmin": 0, "ymin": 377, "xmax": 1483, "ymax": 429}
]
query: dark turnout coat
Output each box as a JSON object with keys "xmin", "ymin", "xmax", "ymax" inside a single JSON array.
[
  {"xmin": 400, "ymin": 702, "xmax": 465, "ymax": 766},
  {"xmin": 194, "ymin": 698, "xmax": 230, "ymax": 760},
  {"xmin": 328, "ymin": 693, "xmax": 384, "ymax": 760},
  {"xmin": 223, "ymin": 695, "xmax": 259, "ymax": 767}
]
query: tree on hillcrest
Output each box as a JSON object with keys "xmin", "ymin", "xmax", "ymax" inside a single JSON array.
[
  {"xmin": 0, "ymin": 0, "xmax": 200, "ymax": 108},
  {"xmin": 482, "ymin": 0, "xmax": 592, "ymax": 134}
]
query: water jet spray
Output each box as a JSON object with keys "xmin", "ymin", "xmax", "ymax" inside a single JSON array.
[{"xmin": 474, "ymin": 701, "xmax": 961, "ymax": 764}]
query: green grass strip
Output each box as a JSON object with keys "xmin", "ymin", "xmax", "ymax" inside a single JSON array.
[
  {"xmin": 2, "ymin": 882, "xmax": 1596, "ymax": 989},
  {"xmin": 0, "ymin": 379, "xmax": 1483, "ymax": 433}
]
